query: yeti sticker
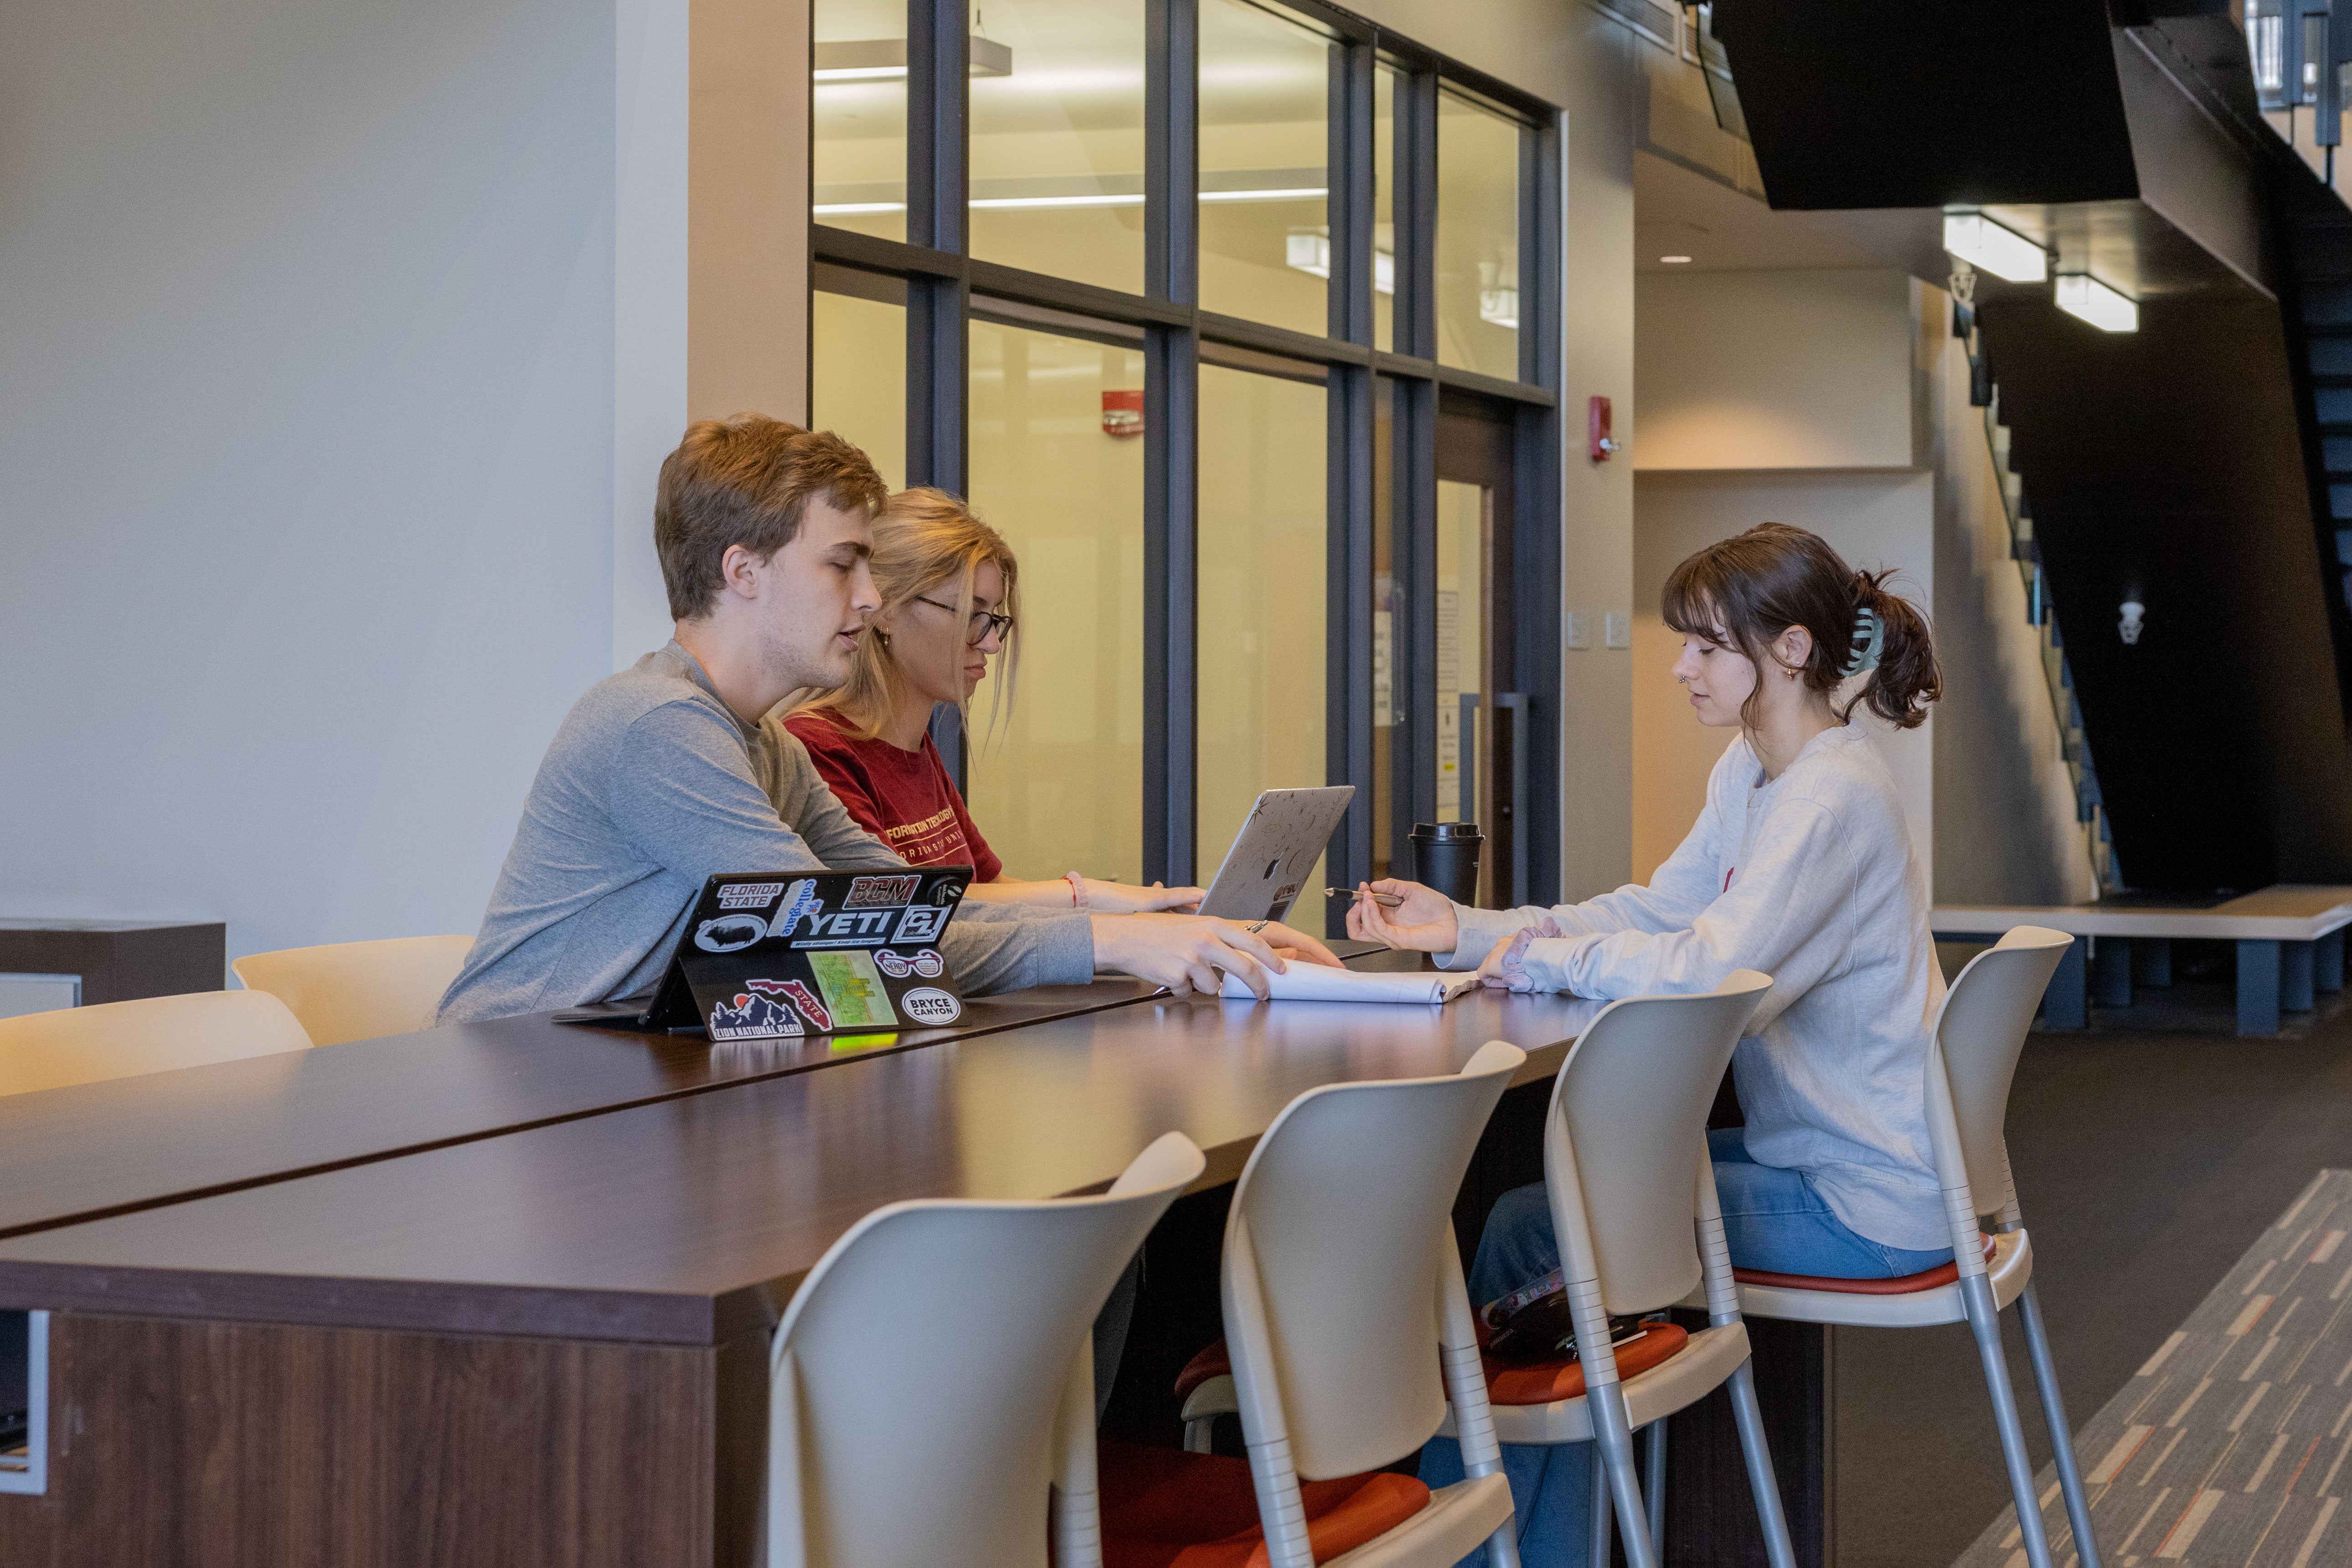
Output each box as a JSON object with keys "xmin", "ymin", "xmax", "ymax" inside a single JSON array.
[
  {"xmin": 892, "ymin": 903, "xmax": 953, "ymax": 943},
  {"xmin": 900, "ymin": 987, "xmax": 963, "ymax": 1025},
  {"xmin": 694, "ymin": 913, "xmax": 768, "ymax": 953},
  {"xmin": 706, "ymin": 980, "xmax": 808, "ymax": 1039}
]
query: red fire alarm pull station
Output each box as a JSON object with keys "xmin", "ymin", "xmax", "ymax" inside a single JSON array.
[
  {"xmin": 1588, "ymin": 395, "xmax": 1620, "ymax": 462},
  {"xmin": 1102, "ymin": 389, "xmax": 1145, "ymax": 438}
]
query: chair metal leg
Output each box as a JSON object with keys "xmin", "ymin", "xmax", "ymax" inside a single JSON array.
[
  {"xmin": 1643, "ymin": 1418, "xmax": 1667, "ymax": 1551},
  {"xmin": 1590, "ymin": 1442, "xmax": 1614, "ymax": 1568},
  {"xmin": 1182, "ymin": 1416, "xmax": 1213, "ymax": 1455},
  {"xmin": 1592, "ymin": 1385, "xmax": 1661, "ymax": 1568},
  {"xmin": 2017, "ymin": 1280, "xmax": 2101, "ymax": 1568},
  {"xmin": 1482, "ymin": 1518, "xmax": 1523, "ymax": 1568},
  {"xmin": 1725, "ymin": 1358, "xmax": 1800, "ymax": 1568},
  {"xmin": 1963, "ymin": 1275, "xmax": 2055, "ymax": 1568}
]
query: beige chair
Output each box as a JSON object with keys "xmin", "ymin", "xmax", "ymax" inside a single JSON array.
[
  {"xmin": 0, "ymin": 990, "xmax": 314, "ymax": 1096},
  {"xmin": 764, "ymin": 1130, "xmax": 1204, "ymax": 1568},
  {"xmin": 1729, "ymin": 927, "xmax": 2094, "ymax": 1568},
  {"xmin": 1089, "ymin": 1041, "xmax": 1529, "ymax": 1568},
  {"xmin": 231, "ymin": 934, "xmax": 472, "ymax": 1046}
]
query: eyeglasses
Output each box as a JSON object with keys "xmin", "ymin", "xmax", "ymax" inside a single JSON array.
[{"xmin": 913, "ymin": 595, "xmax": 1015, "ymax": 648}]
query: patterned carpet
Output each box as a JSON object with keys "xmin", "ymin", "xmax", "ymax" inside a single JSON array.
[{"xmin": 1955, "ymin": 1171, "xmax": 2352, "ymax": 1567}]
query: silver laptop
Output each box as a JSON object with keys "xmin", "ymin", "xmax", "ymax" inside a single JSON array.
[{"xmin": 1195, "ymin": 786, "xmax": 1356, "ymax": 923}]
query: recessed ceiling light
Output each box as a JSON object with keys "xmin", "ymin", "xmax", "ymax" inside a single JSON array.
[{"xmin": 1660, "ymin": 255, "xmax": 1692, "ymax": 264}]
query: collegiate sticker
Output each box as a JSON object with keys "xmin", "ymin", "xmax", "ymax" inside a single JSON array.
[
  {"xmin": 911, "ymin": 948, "xmax": 945, "ymax": 978},
  {"xmin": 707, "ymin": 979, "xmax": 806, "ymax": 1039},
  {"xmin": 694, "ymin": 914, "xmax": 768, "ymax": 953},
  {"xmin": 900, "ymin": 986, "xmax": 963, "ymax": 1025},
  {"xmin": 845, "ymin": 874, "xmax": 921, "ymax": 909},
  {"xmin": 718, "ymin": 881, "xmax": 785, "ymax": 911},
  {"xmin": 807, "ymin": 950, "xmax": 898, "ymax": 1027},
  {"xmin": 873, "ymin": 949, "xmax": 915, "ymax": 979},
  {"xmin": 772, "ymin": 878, "xmax": 822, "ymax": 937},
  {"xmin": 891, "ymin": 903, "xmax": 953, "ymax": 943}
]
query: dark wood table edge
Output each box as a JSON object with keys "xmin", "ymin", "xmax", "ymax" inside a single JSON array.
[
  {"xmin": 0, "ymin": 982, "xmax": 1165, "ymax": 1245},
  {"xmin": 0, "ymin": 1035, "xmax": 1576, "ymax": 1347}
]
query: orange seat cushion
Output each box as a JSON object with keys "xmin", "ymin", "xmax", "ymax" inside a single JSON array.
[
  {"xmin": 1099, "ymin": 1440, "xmax": 1431, "ymax": 1568},
  {"xmin": 1732, "ymin": 1235, "xmax": 1993, "ymax": 1295},
  {"xmin": 1482, "ymin": 1321, "xmax": 1689, "ymax": 1406},
  {"xmin": 1174, "ymin": 1340, "xmax": 1234, "ymax": 1403}
]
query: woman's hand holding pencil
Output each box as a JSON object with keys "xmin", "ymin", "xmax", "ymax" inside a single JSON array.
[{"xmin": 1343, "ymin": 877, "xmax": 1462, "ymax": 954}]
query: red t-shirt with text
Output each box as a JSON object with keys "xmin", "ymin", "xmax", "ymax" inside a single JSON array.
[{"xmin": 782, "ymin": 710, "xmax": 1004, "ymax": 882}]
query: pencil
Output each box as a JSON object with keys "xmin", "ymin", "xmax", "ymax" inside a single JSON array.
[{"xmin": 1326, "ymin": 887, "xmax": 1405, "ymax": 908}]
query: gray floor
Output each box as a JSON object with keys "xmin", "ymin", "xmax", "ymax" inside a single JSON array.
[{"xmin": 1831, "ymin": 985, "xmax": 2352, "ymax": 1568}]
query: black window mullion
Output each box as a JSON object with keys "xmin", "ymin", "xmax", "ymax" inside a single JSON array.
[
  {"xmin": 1329, "ymin": 42, "xmax": 1374, "ymax": 346},
  {"xmin": 1516, "ymin": 117, "xmax": 1564, "ymax": 904},
  {"xmin": 1324, "ymin": 37, "xmax": 1377, "ymax": 931},
  {"xmin": 1389, "ymin": 68, "xmax": 1441, "ymax": 867},
  {"xmin": 908, "ymin": 0, "xmax": 970, "ymax": 782},
  {"xmin": 1144, "ymin": 0, "xmax": 1200, "ymax": 884}
]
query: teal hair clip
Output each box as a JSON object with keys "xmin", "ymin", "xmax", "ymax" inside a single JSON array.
[{"xmin": 1841, "ymin": 608, "xmax": 1883, "ymax": 678}]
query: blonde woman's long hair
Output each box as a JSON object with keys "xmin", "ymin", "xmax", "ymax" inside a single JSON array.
[{"xmin": 798, "ymin": 487, "xmax": 1021, "ymax": 743}]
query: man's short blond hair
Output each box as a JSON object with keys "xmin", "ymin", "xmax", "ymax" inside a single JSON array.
[{"xmin": 654, "ymin": 415, "xmax": 887, "ymax": 621}]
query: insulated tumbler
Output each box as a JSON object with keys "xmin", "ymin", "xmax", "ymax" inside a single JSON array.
[{"xmin": 1410, "ymin": 822, "xmax": 1484, "ymax": 908}]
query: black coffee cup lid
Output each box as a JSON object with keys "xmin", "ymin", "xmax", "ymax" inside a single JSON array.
[{"xmin": 1411, "ymin": 821, "xmax": 1484, "ymax": 840}]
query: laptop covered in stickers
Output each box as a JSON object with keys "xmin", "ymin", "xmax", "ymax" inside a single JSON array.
[{"xmin": 553, "ymin": 866, "xmax": 974, "ymax": 1040}]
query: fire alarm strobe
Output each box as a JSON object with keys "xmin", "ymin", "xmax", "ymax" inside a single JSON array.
[
  {"xmin": 1101, "ymin": 389, "xmax": 1144, "ymax": 438},
  {"xmin": 1588, "ymin": 395, "xmax": 1620, "ymax": 462}
]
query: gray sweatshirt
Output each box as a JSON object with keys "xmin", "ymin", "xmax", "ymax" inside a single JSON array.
[
  {"xmin": 1443, "ymin": 725, "xmax": 1945, "ymax": 1251},
  {"xmin": 436, "ymin": 643, "xmax": 1093, "ymax": 1024}
]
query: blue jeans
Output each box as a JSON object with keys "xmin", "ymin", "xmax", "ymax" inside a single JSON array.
[{"xmin": 1421, "ymin": 1128, "xmax": 1953, "ymax": 1565}]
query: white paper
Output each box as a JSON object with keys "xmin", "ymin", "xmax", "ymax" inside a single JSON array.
[{"xmin": 1217, "ymin": 964, "xmax": 1480, "ymax": 1006}]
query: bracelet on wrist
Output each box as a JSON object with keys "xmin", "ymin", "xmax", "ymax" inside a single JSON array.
[{"xmin": 1065, "ymin": 870, "xmax": 1088, "ymax": 909}]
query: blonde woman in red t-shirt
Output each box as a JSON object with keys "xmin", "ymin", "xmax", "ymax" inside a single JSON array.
[{"xmin": 779, "ymin": 490, "xmax": 1333, "ymax": 959}]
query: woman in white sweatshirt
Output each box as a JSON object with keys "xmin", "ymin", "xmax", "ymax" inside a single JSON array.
[{"xmin": 1366, "ymin": 523, "xmax": 1948, "ymax": 1565}]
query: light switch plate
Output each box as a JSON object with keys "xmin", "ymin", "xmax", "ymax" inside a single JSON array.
[
  {"xmin": 1604, "ymin": 612, "xmax": 1631, "ymax": 650},
  {"xmin": 1566, "ymin": 611, "xmax": 1590, "ymax": 650}
]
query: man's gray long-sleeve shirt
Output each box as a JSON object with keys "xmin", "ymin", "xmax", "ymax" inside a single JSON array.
[{"xmin": 436, "ymin": 643, "xmax": 1093, "ymax": 1024}]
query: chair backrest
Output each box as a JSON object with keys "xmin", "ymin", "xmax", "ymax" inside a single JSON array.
[
  {"xmin": 0, "ymin": 990, "xmax": 314, "ymax": 1096},
  {"xmin": 1549, "ymin": 970, "xmax": 1772, "ymax": 1316},
  {"xmin": 769, "ymin": 1131, "xmax": 1204, "ymax": 1568},
  {"xmin": 1222, "ymin": 1039, "xmax": 1526, "ymax": 1482},
  {"xmin": 231, "ymin": 935, "xmax": 473, "ymax": 1046},
  {"xmin": 1929, "ymin": 926, "xmax": 2072, "ymax": 1208}
]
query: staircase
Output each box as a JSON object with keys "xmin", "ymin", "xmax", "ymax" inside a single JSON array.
[
  {"xmin": 1951, "ymin": 287, "xmax": 2124, "ymax": 894},
  {"xmin": 2285, "ymin": 193, "xmax": 2352, "ymax": 712}
]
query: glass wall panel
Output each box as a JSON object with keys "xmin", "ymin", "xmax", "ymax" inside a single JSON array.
[
  {"xmin": 1198, "ymin": 0, "xmax": 1331, "ymax": 336},
  {"xmin": 1434, "ymin": 478, "xmax": 1488, "ymax": 830},
  {"xmin": 811, "ymin": 0, "xmax": 909, "ymax": 242},
  {"xmin": 969, "ymin": 1, "xmax": 1147, "ymax": 295},
  {"xmin": 1198, "ymin": 362, "xmax": 1327, "ymax": 925},
  {"xmin": 965, "ymin": 317, "xmax": 1146, "ymax": 882},
  {"xmin": 1373, "ymin": 66, "xmax": 1396, "ymax": 352},
  {"xmin": 1435, "ymin": 91, "xmax": 1520, "ymax": 378},
  {"xmin": 810, "ymin": 285, "xmax": 906, "ymax": 489}
]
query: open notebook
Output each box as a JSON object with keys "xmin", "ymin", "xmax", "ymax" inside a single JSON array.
[{"xmin": 1216, "ymin": 963, "xmax": 1483, "ymax": 1006}]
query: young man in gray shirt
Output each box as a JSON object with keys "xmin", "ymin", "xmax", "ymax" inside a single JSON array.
[{"xmin": 440, "ymin": 415, "xmax": 1328, "ymax": 1024}]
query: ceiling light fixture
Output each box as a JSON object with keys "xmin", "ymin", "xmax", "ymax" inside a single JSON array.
[
  {"xmin": 1942, "ymin": 212, "xmax": 2047, "ymax": 283},
  {"xmin": 1660, "ymin": 255, "xmax": 1692, "ymax": 264},
  {"xmin": 1284, "ymin": 232, "xmax": 1396, "ymax": 294},
  {"xmin": 2055, "ymin": 273, "xmax": 2139, "ymax": 333},
  {"xmin": 813, "ymin": 36, "xmax": 1014, "ymax": 82}
]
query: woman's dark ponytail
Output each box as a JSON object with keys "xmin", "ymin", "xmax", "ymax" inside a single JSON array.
[{"xmin": 1847, "ymin": 567, "xmax": 1940, "ymax": 731}]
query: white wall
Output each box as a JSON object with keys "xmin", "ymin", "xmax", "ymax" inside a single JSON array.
[
  {"xmin": 0, "ymin": 0, "xmax": 618, "ymax": 968},
  {"xmin": 1917, "ymin": 284, "xmax": 2098, "ymax": 904},
  {"xmin": 1634, "ymin": 268, "xmax": 1914, "ymax": 471}
]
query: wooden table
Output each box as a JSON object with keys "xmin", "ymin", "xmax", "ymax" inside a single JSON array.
[
  {"xmin": 0, "ymin": 980, "xmax": 1158, "ymax": 1241},
  {"xmin": 1934, "ymin": 884, "xmax": 2352, "ymax": 1033},
  {"xmin": 0, "ymin": 983, "xmax": 1834, "ymax": 1567}
]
